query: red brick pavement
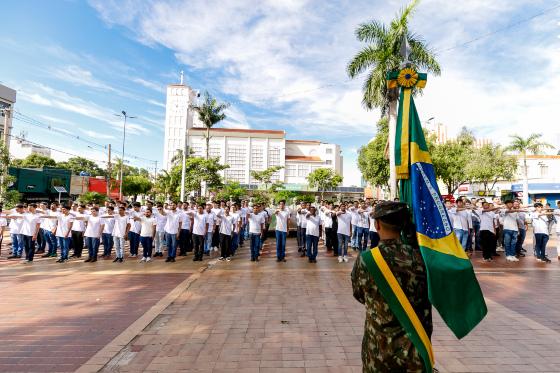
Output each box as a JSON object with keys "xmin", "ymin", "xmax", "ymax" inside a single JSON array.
[{"xmin": 0, "ymin": 256, "xmax": 192, "ymax": 372}]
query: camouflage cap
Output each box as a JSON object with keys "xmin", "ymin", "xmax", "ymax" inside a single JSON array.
[{"xmin": 372, "ymin": 201, "xmax": 409, "ymax": 227}]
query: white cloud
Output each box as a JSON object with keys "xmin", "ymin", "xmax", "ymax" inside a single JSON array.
[
  {"xmin": 147, "ymin": 99, "xmax": 166, "ymax": 108},
  {"xmin": 221, "ymin": 105, "xmax": 250, "ymax": 129},
  {"xmin": 80, "ymin": 129, "xmax": 116, "ymax": 140},
  {"xmin": 131, "ymin": 77, "xmax": 164, "ymax": 92}
]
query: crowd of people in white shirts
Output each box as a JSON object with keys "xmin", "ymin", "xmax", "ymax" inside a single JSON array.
[{"xmin": 446, "ymin": 196, "xmax": 560, "ymax": 263}]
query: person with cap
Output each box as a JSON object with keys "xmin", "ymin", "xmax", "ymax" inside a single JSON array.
[{"xmin": 351, "ymin": 201, "xmax": 432, "ymax": 372}]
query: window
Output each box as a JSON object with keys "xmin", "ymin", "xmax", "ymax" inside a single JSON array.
[
  {"xmin": 286, "ymin": 164, "xmax": 297, "ymax": 177},
  {"xmin": 298, "ymin": 165, "xmax": 309, "ymax": 177},
  {"xmin": 226, "ymin": 146, "xmax": 246, "ymax": 168},
  {"xmin": 191, "ymin": 145, "xmax": 204, "ymax": 157},
  {"xmin": 540, "ymin": 164, "xmax": 549, "ymax": 178},
  {"xmin": 209, "ymin": 145, "xmax": 221, "ymax": 160},
  {"xmin": 325, "ymin": 160, "xmax": 332, "ymax": 165},
  {"xmin": 326, "ymin": 148, "xmax": 333, "ymax": 154},
  {"xmin": 251, "ymin": 146, "xmax": 264, "ymax": 169},
  {"xmin": 268, "ymin": 147, "xmax": 281, "ymax": 167},
  {"xmin": 225, "ymin": 169, "xmax": 245, "ymax": 183}
]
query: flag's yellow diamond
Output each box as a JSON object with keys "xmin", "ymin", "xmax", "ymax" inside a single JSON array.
[{"xmin": 397, "ymin": 67, "xmax": 418, "ymax": 88}]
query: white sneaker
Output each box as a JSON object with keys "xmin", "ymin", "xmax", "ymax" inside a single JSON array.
[
  {"xmin": 130, "ymin": 254, "xmax": 137, "ymax": 258},
  {"xmin": 343, "ymin": 256, "xmax": 349, "ymax": 263},
  {"xmin": 226, "ymin": 257, "xmax": 231, "ymax": 262},
  {"xmin": 218, "ymin": 257, "xmax": 224, "ymax": 261},
  {"xmin": 140, "ymin": 257, "xmax": 146, "ymax": 262},
  {"xmin": 506, "ymin": 256, "xmax": 519, "ymax": 262},
  {"xmin": 536, "ymin": 257, "xmax": 543, "ymax": 262},
  {"xmin": 496, "ymin": 247, "xmax": 505, "ymax": 252},
  {"xmin": 213, "ymin": 247, "xmax": 219, "ymax": 252},
  {"xmin": 146, "ymin": 257, "xmax": 151, "ymax": 262},
  {"xmin": 338, "ymin": 256, "xmax": 343, "ymax": 263}
]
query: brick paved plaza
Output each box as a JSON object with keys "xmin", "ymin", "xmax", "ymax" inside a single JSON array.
[{"xmin": 1, "ymin": 235, "xmax": 560, "ymax": 372}]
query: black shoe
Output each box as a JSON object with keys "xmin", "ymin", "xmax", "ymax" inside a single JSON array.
[
  {"xmin": 165, "ymin": 257, "xmax": 171, "ymax": 262},
  {"xmin": 255, "ymin": 257, "xmax": 259, "ymax": 262},
  {"xmin": 300, "ymin": 252, "xmax": 306, "ymax": 257},
  {"xmin": 543, "ymin": 256, "xmax": 551, "ymax": 263},
  {"xmin": 276, "ymin": 258, "xmax": 281, "ymax": 262},
  {"xmin": 517, "ymin": 253, "xmax": 526, "ymax": 258},
  {"xmin": 170, "ymin": 257, "xmax": 176, "ymax": 262},
  {"xmin": 282, "ymin": 258, "xmax": 286, "ymax": 262},
  {"xmin": 113, "ymin": 258, "xmax": 119, "ymax": 262},
  {"xmin": 91, "ymin": 258, "xmax": 97, "ymax": 262},
  {"xmin": 84, "ymin": 258, "xmax": 92, "ymax": 262},
  {"xmin": 308, "ymin": 258, "xmax": 313, "ymax": 263},
  {"xmin": 492, "ymin": 253, "xmax": 500, "ymax": 257},
  {"xmin": 251, "ymin": 258, "xmax": 255, "ymax": 262},
  {"xmin": 118, "ymin": 258, "xmax": 124, "ymax": 263},
  {"xmin": 41, "ymin": 253, "xmax": 51, "ymax": 258},
  {"xmin": 7, "ymin": 255, "xmax": 18, "ymax": 259},
  {"xmin": 56, "ymin": 259, "xmax": 63, "ymax": 263}
]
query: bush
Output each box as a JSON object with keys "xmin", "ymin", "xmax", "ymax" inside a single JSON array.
[{"xmin": 78, "ymin": 192, "xmax": 108, "ymax": 205}]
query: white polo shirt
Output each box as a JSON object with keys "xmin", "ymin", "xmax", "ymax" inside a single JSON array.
[
  {"xmin": 84, "ymin": 216, "xmax": 104, "ymax": 238},
  {"xmin": 192, "ymin": 213, "xmax": 208, "ymax": 236},
  {"xmin": 219, "ymin": 214, "xmax": 236, "ymax": 236},
  {"xmin": 21, "ymin": 213, "xmax": 41, "ymax": 236},
  {"xmin": 275, "ymin": 209, "xmax": 290, "ymax": 233},
  {"xmin": 501, "ymin": 210, "xmax": 519, "ymax": 231},
  {"xmin": 305, "ymin": 214, "xmax": 322, "ymax": 237},
  {"xmin": 480, "ymin": 211, "xmax": 495, "ymax": 233},
  {"xmin": 531, "ymin": 212, "xmax": 548, "ymax": 235},
  {"xmin": 139, "ymin": 216, "xmax": 157, "ymax": 237},
  {"xmin": 248, "ymin": 213, "xmax": 265, "ymax": 234},
  {"xmin": 102, "ymin": 215, "xmax": 115, "ymax": 235},
  {"xmin": 112, "ymin": 215, "xmax": 130, "ymax": 238},
  {"xmin": 8, "ymin": 213, "xmax": 23, "ymax": 234},
  {"xmin": 164, "ymin": 211, "xmax": 182, "ymax": 234},
  {"xmin": 56, "ymin": 214, "xmax": 75, "ymax": 238},
  {"xmin": 337, "ymin": 212, "xmax": 352, "ymax": 236}
]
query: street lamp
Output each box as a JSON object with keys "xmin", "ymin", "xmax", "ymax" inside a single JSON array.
[{"xmin": 114, "ymin": 111, "xmax": 136, "ymax": 201}]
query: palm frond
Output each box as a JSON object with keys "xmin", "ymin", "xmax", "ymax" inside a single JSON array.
[{"xmin": 355, "ymin": 21, "xmax": 387, "ymax": 44}]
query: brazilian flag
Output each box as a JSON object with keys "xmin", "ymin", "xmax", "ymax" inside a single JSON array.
[{"xmin": 389, "ymin": 67, "xmax": 487, "ymax": 339}]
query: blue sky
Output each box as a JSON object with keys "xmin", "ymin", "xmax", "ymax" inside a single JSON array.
[{"xmin": 1, "ymin": 0, "xmax": 559, "ymax": 186}]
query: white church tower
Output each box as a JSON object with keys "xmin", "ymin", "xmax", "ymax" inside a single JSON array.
[{"xmin": 163, "ymin": 72, "xmax": 201, "ymax": 170}]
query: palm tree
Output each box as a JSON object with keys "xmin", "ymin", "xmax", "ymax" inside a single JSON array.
[
  {"xmin": 506, "ymin": 133, "xmax": 554, "ymax": 205},
  {"xmin": 347, "ymin": 0, "xmax": 441, "ymax": 197},
  {"xmin": 192, "ymin": 91, "xmax": 230, "ymax": 159}
]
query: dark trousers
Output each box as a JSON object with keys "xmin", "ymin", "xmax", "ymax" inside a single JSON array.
[
  {"xmin": 179, "ymin": 229, "xmax": 192, "ymax": 255},
  {"xmin": 369, "ymin": 231, "xmax": 380, "ymax": 249},
  {"xmin": 306, "ymin": 235, "xmax": 319, "ymax": 260},
  {"xmin": 250, "ymin": 233, "xmax": 261, "ymax": 260},
  {"xmin": 102, "ymin": 233, "xmax": 113, "ymax": 256},
  {"xmin": 212, "ymin": 228, "xmax": 220, "ymax": 248},
  {"xmin": 85, "ymin": 237, "xmax": 100, "ymax": 258},
  {"xmin": 128, "ymin": 232, "xmax": 140, "ymax": 255},
  {"xmin": 231, "ymin": 232, "xmax": 239, "ymax": 254},
  {"xmin": 297, "ymin": 227, "xmax": 306, "ymax": 250},
  {"xmin": 480, "ymin": 230, "xmax": 496, "ymax": 260},
  {"xmin": 71, "ymin": 230, "xmax": 84, "ymax": 257},
  {"xmin": 192, "ymin": 234, "xmax": 204, "ymax": 260},
  {"xmin": 219, "ymin": 233, "xmax": 232, "ymax": 258},
  {"xmin": 473, "ymin": 222, "xmax": 481, "ymax": 250},
  {"xmin": 534, "ymin": 233, "xmax": 549, "ymax": 259},
  {"xmin": 515, "ymin": 228, "xmax": 526, "ymax": 255},
  {"xmin": 23, "ymin": 235, "xmax": 35, "ymax": 261},
  {"xmin": 330, "ymin": 227, "xmax": 339, "ymax": 256},
  {"xmin": 140, "ymin": 236, "xmax": 153, "ymax": 258},
  {"xmin": 37, "ymin": 228, "xmax": 46, "ymax": 252},
  {"xmin": 325, "ymin": 227, "xmax": 333, "ymax": 250}
]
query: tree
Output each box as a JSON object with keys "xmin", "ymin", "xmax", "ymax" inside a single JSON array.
[
  {"xmin": 57, "ymin": 157, "xmax": 103, "ymax": 176},
  {"xmin": 431, "ymin": 128, "xmax": 475, "ymax": 195},
  {"xmin": 250, "ymin": 166, "xmax": 284, "ymax": 191},
  {"xmin": 506, "ymin": 133, "xmax": 554, "ymax": 205},
  {"xmin": 13, "ymin": 153, "xmax": 57, "ymax": 168},
  {"xmin": 357, "ymin": 118, "xmax": 389, "ymax": 188},
  {"xmin": 154, "ymin": 169, "xmax": 180, "ymax": 201},
  {"xmin": 215, "ymin": 182, "xmax": 246, "ymax": 202},
  {"xmin": 192, "ymin": 92, "xmax": 229, "ymax": 159},
  {"xmin": 183, "ymin": 157, "xmax": 229, "ymax": 197},
  {"xmin": 466, "ymin": 144, "xmax": 517, "ymax": 196},
  {"xmin": 347, "ymin": 0, "xmax": 441, "ymax": 112},
  {"xmin": 122, "ymin": 175, "xmax": 153, "ymax": 201},
  {"xmin": 306, "ymin": 168, "xmax": 343, "ymax": 200},
  {"xmin": 78, "ymin": 191, "xmax": 109, "ymax": 205},
  {"xmin": 0, "ymin": 142, "xmax": 19, "ymax": 206}
]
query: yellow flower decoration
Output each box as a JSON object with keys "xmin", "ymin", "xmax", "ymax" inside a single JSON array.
[{"xmin": 397, "ymin": 67, "xmax": 418, "ymax": 88}]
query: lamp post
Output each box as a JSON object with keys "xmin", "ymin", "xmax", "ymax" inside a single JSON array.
[{"xmin": 114, "ymin": 111, "xmax": 136, "ymax": 201}]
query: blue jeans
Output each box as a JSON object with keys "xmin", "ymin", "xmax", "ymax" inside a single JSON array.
[
  {"xmin": 114, "ymin": 236, "xmax": 125, "ymax": 258},
  {"xmin": 44, "ymin": 231, "xmax": 57, "ymax": 255},
  {"xmin": 534, "ymin": 233, "xmax": 549, "ymax": 259},
  {"xmin": 128, "ymin": 231, "xmax": 140, "ymax": 256},
  {"xmin": 38, "ymin": 229, "xmax": 47, "ymax": 251},
  {"xmin": 337, "ymin": 233, "xmax": 350, "ymax": 257},
  {"xmin": 231, "ymin": 232, "xmax": 239, "ymax": 254},
  {"xmin": 102, "ymin": 233, "xmax": 113, "ymax": 256},
  {"xmin": 306, "ymin": 235, "xmax": 319, "ymax": 260},
  {"xmin": 204, "ymin": 231, "xmax": 213, "ymax": 254},
  {"xmin": 11, "ymin": 233, "xmax": 23, "ymax": 256},
  {"xmin": 454, "ymin": 229, "xmax": 468, "ymax": 250},
  {"xmin": 351, "ymin": 226, "xmax": 358, "ymax": 248},
  {"xmin": 357, "ymin": 227, "xmax": 369, "ymax": 252},
  {"xmin": 165, "ymin": 233, "xmax": 178, "ymax": 258},
  {"xmin": 57, "ymin": 237, "xmax": 71, "ymax": 260},
  {"xmin": 250, "ymin": 233, "xmax": 261, "ymax": 260},
  {"xmin": 85, "ymin": 237, "xmax": 100, "ymax": 258},
  {"xmin": 140, "ymin": 236, "xmax": 153, "ymax": 258},
  {"xmin": 275, "ymin": 230, "xmax": 287, "ymax": 259},
  {"xmin": 503, "ymin": 229, "xmax": 518, "ymax": 257},
  {"xmin": 515, "ymin": 228, "xmax": 526, "ymax": 255},
  {"xmin": 369, "ymin": 231, "xmax": 380, "ymax": 249}
]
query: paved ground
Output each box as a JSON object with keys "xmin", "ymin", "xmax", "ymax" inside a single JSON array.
[{"xmin": 2, "ymin": 234, "xmax": 560, "ymax": 372}]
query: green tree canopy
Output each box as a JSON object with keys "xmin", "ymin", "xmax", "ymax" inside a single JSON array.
[
  {"xmin": 466, "ymin": 144, "xmax": 517, "ymax": 195},
  {"xmin": 123, "ymin": 175, "xmax": 153, "ymax": 201},
  {"xmin": 57, "ymin": 157, "xmax": 104, "ymax": 176},
  {"xmin": 78, "ymin": 191, "xmax": 109, "ymax": 205},
  {"xmin": 357, "ymin": 118, "xmax": 390, "ymax": 188},
  {"xmin": 12, "ymin": 153, "xmax": 57, "ymax": 168},
  {"xmin": 347, "ymin": 0, "xmax": 441, "ymax": 112},
  {"xmin": 182, "ymin": 157, "xmax": 229, "ymax": 197},
  {"xmin": 306, "ymin": 167, "xmax": 343, "ymax": 200},
  {"xmin": 250, "ymin": 166, "xmax": 284, "ymax": 191},
  {"xmin": 215, "ymin": 182, "xmax": 247, "ymax": 202}
]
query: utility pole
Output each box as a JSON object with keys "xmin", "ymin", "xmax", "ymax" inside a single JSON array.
[
  {"xmin": 107, "ymin": 144, "xmax": 112, "ymax": 197},
  {"xmin": 2, "ymin": 108, "xmax": 10, "ymax": 149},
  {"xmin": 114, "ymin": 111, "xmax": 136, "ymax": 201}
]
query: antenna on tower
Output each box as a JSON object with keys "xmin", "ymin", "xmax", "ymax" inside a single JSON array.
[{"xmin": 180, "ymin": 70, "xmax": 184, "ymax": 85}]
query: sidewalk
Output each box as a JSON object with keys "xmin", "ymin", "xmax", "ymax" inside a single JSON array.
[{"xmin": 84, "ymin": 237, "xmax": 560, "ymax": 373}]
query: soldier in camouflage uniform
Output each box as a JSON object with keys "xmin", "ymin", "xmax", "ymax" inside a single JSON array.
[{"xmin": 351, "ymin": 202, "xmax": 432, "ymax": 372}]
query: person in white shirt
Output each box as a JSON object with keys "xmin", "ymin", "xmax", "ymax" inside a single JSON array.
[
  {"xmin": 446, "ymin": 198, "xmax": 471, "ymax": 251},
  {"xmin": 127, "ymin": 202, "xmax": 142, "ymax": 257},
  {"xmin": 478, "ymin": 202, "xmax": 500, "ymax": 262},
  {"xmin": 274, "ymin": 200, "xmax": 290, "ymax": 262},
  {"xmin": 554, "ymin": 201, "xmax": 560, "ymax": 260},
  {"xmin": 161, "ymin": 202, "xmax": 182, "ymax": 262},
  {"xmin": 187, "ymin": 205, "xmax": 209, "ymax": 261},
  {"xmin": 368, "ymin": 208, "xmax": 380, "ymax": 249},
  {"xmin": 7, "ymin": 204, "xmax": 24, "ymax": 259},
  {"xmin": 305, "ymin": 206, "xmax": 322, "ymax": 263},
  {"xmin": 101, "ymin": 206, "xmax": 115, "ymax": 258},
  {"xmin": 500, "ymin": 199, "xmax": 525, "ymax": 262},
  {"xmin": 247, "ymin": 204, "xmax": 266, "ymax": 262},
  {"xmin": 321, "ymin": 202, "xmax": 335, "ymax": 252},
  {"xmin": 230, "ymin": 204, "xmax": 241, "ymax": 255},
  {"xmin": 178, "ymin": 202, "xmax": 193, "ymax": 256},
  {"xmin": 77, "ymin": 207, "xmax": 105, "ymax": 262},
  {"xmin": 153, "ymin": 204, "xmax": 167, "ymax": 257},
  {"xmin": 296, "ymin": 202, "xmax": 309, "ymax": 255},
  {"xmin": 133, "ymin": 208, "xmax": 157, "ymax": 262},
  {"xmin": 40, "ymin": 205, "xmax": 74, "ymax": 262},
  {"xmin": 211, "ymin": 201, "xmax": 223, "ymax": 251},
  {"xmin": 217, "ymin": 205, "xmax": 237, "ymax": 261},
  {"xmin": 349, "ymin": 201, "xmax": 360, "ymax": 250},
  {"xmin": 356, "ymin": 202, "xmax": 370, "ymax": 252},
  {"xmin": 204, "ymin": 203, "xmax": 216, "ymax": 256},
  {"xmin": 531, "ymin": 203, "xmax": 552, "ymax": 263},
  {"xmin": 0, "ymin": 204, "xmax": 6, "ymax": 256},
  {"xmin": 108, "ymin": 206, "xmax": 130, "ymax": 262},
  {"xmin": 7, "ymin": 204, "xmax": 41, "ymax": 263},
  {"xmin": 336, "ymin": 203, "xmax": 352, "ymax": 263},
  {"xmin": 39, "ymin": 203, "xmax": 59, "ymax": 258},
  {"xmin": 70, "ymin": 204, "xmax": 87, "ymax": 258}
]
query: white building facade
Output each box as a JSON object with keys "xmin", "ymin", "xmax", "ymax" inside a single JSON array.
[
  {"xmin": 185, "ymin": 128, "xmax": 343, "ymax": 187},
  {"xmin": 0, "ymin": 83, "xmax": 16, "ymax": 152},
  {"xmin": 9, "ymin": 136, "xmax": 51, "ymax": 159}
]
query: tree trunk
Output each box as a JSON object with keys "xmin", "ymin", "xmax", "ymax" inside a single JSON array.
[
  {"xmin": 206, "ymin": 127, "xmax": 210, "ymax": 160},
  {"xmin": 388, "ymin": 100, "xmax": 398, "ymax": 199},
  {"xmin": 522, "ymin": 153, "xmax": 529, "ymax": 205}
]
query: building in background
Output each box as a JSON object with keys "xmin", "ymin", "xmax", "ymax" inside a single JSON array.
[
  {"xmin": 187, "ymin": 128, "xmax": 343, "ymax": 188},
  {"xmin": 9, "ymin": 133, "xmax": 51, "ymax": 159},
  {"xmin": 0, "ymin": 83, "xmax": 17, "ymax": 152}
]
